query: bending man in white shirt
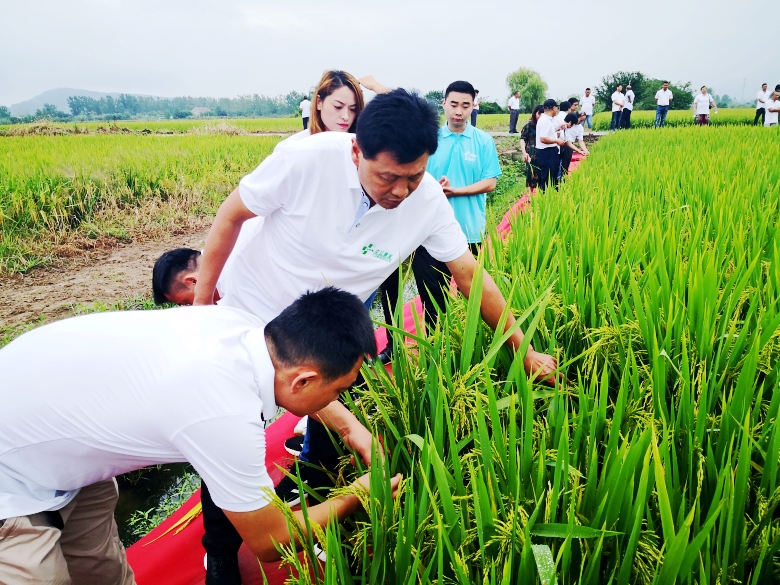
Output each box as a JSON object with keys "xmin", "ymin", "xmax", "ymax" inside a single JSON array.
[{"xmin": 0, "ymin": 288, "xmax": 397, "ymax": 583}]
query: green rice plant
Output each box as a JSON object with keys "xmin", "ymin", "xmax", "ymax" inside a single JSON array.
[
  {"xmin": 0, "ymin": 134, "xmax": 280, "ymax": 272},
  {"xmin": 279, "ymin": 126, "xmax": 780, "ymax": 584},
  {"xmin": 0, "ymin": 117, "xmax": 302, "ymax": 136},
  {"xmin": 475, "ymin": 113, "xmax": 531, "ymax": 132},
  {"xmin": 592, "ymin": 108, "xmax": 756, "ymax": 131}
]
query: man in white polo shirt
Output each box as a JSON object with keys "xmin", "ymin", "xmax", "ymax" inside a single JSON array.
[
  {"xmin": 0, "ymin": 288, "xmax": 396, "ymax": 584},
  {"xmin": 610, "ymin": 85, "xmax": 624, "ymax": 131},
  {"xmin": 580, "ymin": 88, "xmax": 596, "ymax": 135},
  {"xmin": 194, "ymin": 90, "xmax": 557, "ymax": 382},
  {"xmin": 654, "ymin": 82, "xmax": 674, "ymax": 127},
  {"xmin": 535, "ymin": 99, "xmax": 565, "ymax": 191},
  {"xmin": 754, "ymin": 83, "xmax": 770, "ymax": 126},
  {"xmin": 621, "ymin": 84, "xmax": 635, "ymax": 129},
  {"xmin": 300, "ymin": 95, "xmax": 311, "ymax": 130}
]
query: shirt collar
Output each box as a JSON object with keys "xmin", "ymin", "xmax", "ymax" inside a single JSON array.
[
  {"xmin": 440, "ymin": 122, "xmax": 474, "ymax": 139},
  {"xmin": 243, "ymin": 327, "xmax": 279, "ymax": 425}
]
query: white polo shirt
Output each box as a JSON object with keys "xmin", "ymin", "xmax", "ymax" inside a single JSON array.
[
  {"xmin": 300, "ymin": 99, "xmax": 311, "ymax": 118},
  {"xmin": 0, "ymin": 307, "xmax": 279, "ymax": 519},
  {"xmin": 565, "ymin": 123, "xmax": 584, "ymax": 143},
  {"xmin": 611, "ymin": 92, "xmax": 624, "ymax": 112},
  {"xmin": 694, "ymin": 93, "xmax": 714, "ymax": 115},
  {"xmin": 765, "ymin": 99, "xmax": 780, "ymax": 125},
  {"xmin": 624, "ymin": 90, "xmax": 635, "ymax": 111},
  {"xmin": 580, "ymin": 94, "xmax": 596, "ymax": 115},
  {"xmin": 655, "ymin": 89, "xmax": 673, "ymax": 106},
  {"xmin": 535, "ymin": 113, "xmax": 558, "ymax": 150},
  {"xmin": 757, "ymin": 90, "xmax": 770, "ymax": 109},
  {"xmin": 508, "ymin": 96, "xmax": 520, "ymax": 111},
  {"xmin": 217, "ymin": 132, "xmax": 468, "ymax": 323}
]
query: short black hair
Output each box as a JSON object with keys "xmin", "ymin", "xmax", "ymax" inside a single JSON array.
[
  {"xmin": 585, "ymin": 87, "xmax": 591, "ymax": 91},
  {"xmin": 564, "ymin": 113, "xmax": 580, "ymax": 125},
  {"xmin": 445, "ymin": 80, "xmax": 476, "ymax": 100},
  {"xmin": 152, "ymin": 248, "xmax": 199, "ymax": 305},
  {"xmin": 356, "ymin": 89, "xmax": 439, "ymax": 164},
  {"xmin": 559, "ymin": 100, "xmax": 571, "ymax": 111},
  {"xmin": 265, "ymin": 287, "xmax": 377, "ymax": 382},
  {"xmin": 569, "ymin": 98, "xmax": 579, "ymax": 106}
]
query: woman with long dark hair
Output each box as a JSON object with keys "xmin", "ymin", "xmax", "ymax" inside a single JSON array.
[{"xmin": 519, "ymin": 105, "xmax": 544, "ymax": 192}]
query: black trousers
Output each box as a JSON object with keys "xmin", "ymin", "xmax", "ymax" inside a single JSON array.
[
  {"xmin": 560, "ymin": 144, "xmax": 573, "ymax": 174},
  {"xmin": 754, "ymin": 108, "xmax": 765, "ymax": 126},
  {"xmin": 379, "ymin": 243, "xmax": 480, "ymax": 343},
  {"xmin": 536, "ymin": 147, "xmax": 560, "ymax": 192},
  {"xmin": 621, "ymin": 109, "xmax": 632, "ymax": 129},
  {"xmin": 509, "ymin": 110, "xmax": 519, "ymax": 132},
  {"xmin": 201, "ymin": 482, "xmax": 243, "ymax": 558},
  {"xmin": 302, "ymin": 117, "xmax": 309, "ymax": 130}
]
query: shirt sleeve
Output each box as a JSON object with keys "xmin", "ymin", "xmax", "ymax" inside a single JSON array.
[
  {"xmin": 480, "ymin": 136, "xmax": 502, "ymax": 180},
  {"xmin": 238, "ymin": 150, "xmax": 292, "ymax": 217},
  {"xmin": 172, "ymin": 416, "xmax": 274, "ymax": 513},
  {"xmin": 420, "ymin": 181, "xmax": 469, "ymax": 263}
]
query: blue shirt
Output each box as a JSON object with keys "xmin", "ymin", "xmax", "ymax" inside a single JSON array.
[{"xmin": 426, "ymin": 123, "xmax": 502, "ymax": 243}]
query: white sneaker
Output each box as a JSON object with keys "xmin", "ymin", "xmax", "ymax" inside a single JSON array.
[{"xmin": 294, "ymin": 416, "xmax": 308, "ymax": 436}]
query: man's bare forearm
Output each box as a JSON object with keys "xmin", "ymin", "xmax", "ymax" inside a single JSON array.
[
  {"xmin": 310, "ymin": 401, "xmax": 360, "ymax": 436},
  {"xmin": 445, "ymin": 178, "xmax": 497, "ymax": 197},
  {"xmin": 193, "ymin": 189, "xmax": 256, "ymax": 305}
]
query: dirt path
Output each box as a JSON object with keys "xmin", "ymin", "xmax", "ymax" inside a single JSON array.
[{"xmin": 0, "ymin": 226, "xmax": 211, "ymax": 330}]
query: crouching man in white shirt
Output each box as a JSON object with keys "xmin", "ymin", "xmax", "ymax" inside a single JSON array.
[{"xmin": 0, "ymin": 288, "xmax": 395, "ymax": 583}]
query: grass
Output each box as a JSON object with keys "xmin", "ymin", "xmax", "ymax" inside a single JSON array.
[
  {"xmin": 0, "ymin": 117, "xmax": 302, "ymax": 136},
  {"xmin": 278, "ymin": 126, "xmax": 780, "ymax": 584},
  {"xmin": 0, "ymin": 134, "xmax": 280, "ymax": 273}
]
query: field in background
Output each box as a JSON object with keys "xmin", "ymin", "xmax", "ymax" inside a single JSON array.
[
  {"xmin": 475, "ymin": 108, "xmax": 756, "ymax": 133},
  {"xmin": 0, "ymin": 117, "xmax": 303, "ymax": 136},
  {"xmin": 0, "ymin": 134, "xmax": 280, "ymax": 272},
  {"xmin": 285, "ymin": 126, "xmax": 780, "ymax": 584},
  {"xmin": 593, "ymin": 107, "xmax": 756, "ymax": 130}
]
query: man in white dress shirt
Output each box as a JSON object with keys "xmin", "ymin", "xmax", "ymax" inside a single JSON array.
[
  {"xmin": 300, "ymin": 96, "xmax": 312, "ymax": 130},
  {"xmin": 580, "ymin": 88, "xmax": 596, "ymax": 135},
  {"xmin": 754, "ymin": 83, "xmax": 770, "ymax": 126},
  {"xmin": 535, "ymin": 99, "xmax": 565, "ymax": 191},
  {"xmin": 507, "ymin": 91, "xmax": 521, "ymax": 133},
  {"xmin": 610, "ymin": 85, "xmax": 624, "ymax": 131},
  {"xmin": 621, "ymin": 85, "xmax": 635, "ymax": 129},
  {"xmin": 654, "ymin": 82, "xmax": 674, "ymax": 128}
]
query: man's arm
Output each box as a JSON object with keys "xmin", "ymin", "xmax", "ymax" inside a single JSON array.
[
  {"xmin": 225, "ymin": 472, "xmax": 401, "ymax": 563},
  {"xmin": 440, "ymin": 177, "xmax": 497, "ymax": 197},
  {"xmin": 193, "ymin": 189, "xmax": 257, "ymax": 305},
  {"xmin": 308, "ymin": 401, "xmax": 375, "ymax": 465},
  {"xmin": 358, "ymin": 76, "xmax": 391, "ymax": 95},
  {"xmin": 445, "ymin": 251, "xmax": 558, "ymax": 381},
  {"xmin": 540, "ymin": 136, "xmax": 564, "ymax": 145},
  {"xmin": 577, "ymin": 138, "xmax": 589, "ymax": 155}
]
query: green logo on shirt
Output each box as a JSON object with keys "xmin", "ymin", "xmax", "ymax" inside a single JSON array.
[{"xmin": 361, "ymin": 243, "xmax": 393, "ymax": 263}]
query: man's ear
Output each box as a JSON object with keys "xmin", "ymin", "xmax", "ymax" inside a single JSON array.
[
  {"xmin": 351, "ymin": 138, "xmax": 361, "ymax": 168},
  {"xmin": 183, "ymin": 273, "xmax": 198, "ymax": 289},
  {"xmin": 290, "ymin": 370, "xmax": 319, "ymax": 394}
]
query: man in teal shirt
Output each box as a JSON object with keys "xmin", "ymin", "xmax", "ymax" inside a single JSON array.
[{"xmin": 379, "ymin": 81, "xmax": 501, "ymax": 354}]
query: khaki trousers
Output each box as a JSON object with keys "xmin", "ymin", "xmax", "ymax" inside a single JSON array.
[{"xmin": 0, "ymin": 479, "xmax": 135, "ymax": 585}]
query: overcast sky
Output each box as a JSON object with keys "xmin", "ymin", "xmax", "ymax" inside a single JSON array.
[{"xmin": 2, "ymin": 0, "xmax": 778, "ymax": 107}]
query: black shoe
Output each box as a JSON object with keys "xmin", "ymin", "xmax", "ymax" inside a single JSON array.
[
  {"xmin": 284, "ymin": 435, "xmax": 304, "ymax": 457},
  {"xmin": 275, "ymin": 469, "xmax": 307, "ymax": 506},
  {"xmin": 205, "ymin": 552, "xmax": 242, "ymax": 585},
  {"xmin": 377, "ymin": 345, "xmax": 393, "ymax": 364}
]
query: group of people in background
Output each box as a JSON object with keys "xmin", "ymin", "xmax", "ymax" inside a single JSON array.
[
  {"xmin": 518, "ymin": 97, "xmax": 590, "ymax": 193},
  {"xmin": 755, "ymin": 83, "xmax": 780, "ymax": 127}
]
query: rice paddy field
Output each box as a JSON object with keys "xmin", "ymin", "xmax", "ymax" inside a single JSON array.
[
  {"xmin": 0, "ymin": 117, "xmax": 303, "ymax": 136},
  {"xmin": 279, "ymin": 126, "xmax": 780, "ymax": 584},
  {"xmin": 0, "ymin": 134, "xmax": 281, "ymax": 272},
  {"xmin": 2, "ymin": 122, "xmax": 779, "ymax": 583}
]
